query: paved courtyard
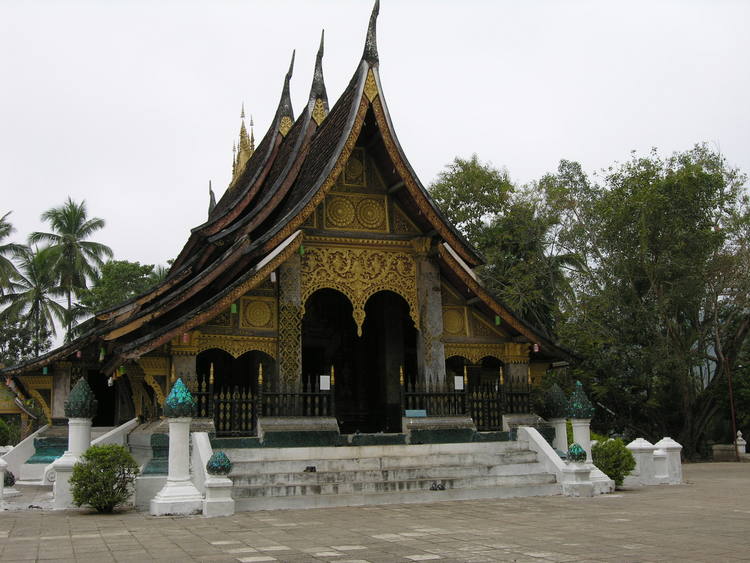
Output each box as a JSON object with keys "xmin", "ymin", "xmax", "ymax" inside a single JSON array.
[{"xmin": 0, "ymin": 462, "xmax": 747, "ymax": 562}]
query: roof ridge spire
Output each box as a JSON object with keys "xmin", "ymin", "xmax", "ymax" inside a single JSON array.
[
  {"xmin": 362, "ymin": 0, "xmax": 379, "ymax": 65},
  {"xmin": 309, "ymin": 29, "xmax": 329, "ymax": 125},
  {"xmin": 276, "ymin": 50, "xmax": 296, "ymax": 135},
  {"xmin": 208, "ymin": 180, "xmax": 216, "ymax": 215}
]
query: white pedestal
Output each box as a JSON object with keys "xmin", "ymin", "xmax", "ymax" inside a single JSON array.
[
  {"xmin": 548, "ymin": 418, "xmax": 568, "ymax": 452},
  {"xmin": 203, "ymin": 476, "xmax": 235, "ymax": 517},
  {"xmin": 52, "ymin": 417, "xmax": 93, "ymax": 509},
  {"xmin": 625, "ymin": 437, "xmax": 657, "ymax": 486},
  {"xmin": 0, "ymin": 457, "xmax": 6, "ymax": 499},
  {"xmin": 654, "ymin": 437, "xmax": 683, "ymax": 484},
  {"xmin": 561, "ymin": 462, "xmax": 594, "ymax": 497},
  {"xmin": 571, "ymin": 418, "xmax": 592, "ymax": 462},
  {"xmin": 150, "ymin": 417, "xmax": 202, "ymax": 516}
]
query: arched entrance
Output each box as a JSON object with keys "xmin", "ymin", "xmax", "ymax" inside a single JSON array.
[
  {"xmin": 302, "ymin": 289, "xmax": 415, "ymax": 433},
  {"xmin": 196, "ymin": 348, "xmax": 275, "ymax": 436}
]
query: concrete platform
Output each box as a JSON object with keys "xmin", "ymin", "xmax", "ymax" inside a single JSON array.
[{"xmin": 0, "ymin": 462, "xmax": 747, "ymax": 562}]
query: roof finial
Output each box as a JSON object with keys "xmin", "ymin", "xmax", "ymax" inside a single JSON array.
[
  {"xmin": 208, "ymin": 180, "xmax": 216, "ymax": 215},
  {"xmin": 249, "ymin": 115, "xmax": 255, "ymax": 151},
  {"xmin": 310, "ymin": 29, "xmax": 329, "ymax": 125},
  {"xmin": 240, "ymin": 102, "xmax": 245, "ymax": 120},
  {"xmin": 277, "ymin": 50, "xmax": 296, "ymax": 135},
  {"xmin": 363, "ymin": 0, "xmax": 380, "ymax": 65}
]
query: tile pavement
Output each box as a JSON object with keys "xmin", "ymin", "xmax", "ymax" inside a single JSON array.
[{"xmin": 0, "ymin": 462, "xmax": 747, "ymax": 562}]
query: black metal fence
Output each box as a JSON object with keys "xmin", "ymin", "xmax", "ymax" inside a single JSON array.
[{"xmin": 191, "ymin": 371, "xmax": 530, "ymax": 436}]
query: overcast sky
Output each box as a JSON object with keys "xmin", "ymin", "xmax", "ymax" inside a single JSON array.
[{"xmin": 2, "ymin": 0, "xmax": 749, "ymax": 268}]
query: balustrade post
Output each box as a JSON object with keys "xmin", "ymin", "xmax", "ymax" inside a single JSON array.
[{"xmin": 329, "ymin": 365, "xmax": 336, "ymax": 418}]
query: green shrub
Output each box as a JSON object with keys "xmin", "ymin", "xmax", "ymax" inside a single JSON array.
[
  {"xmin": 70, "ymin": 444, "xmax": 140, "ymax": 513},
  {"xmin": 592, "ymin": 437, "xmax": 636, "ymax": 487},
  {"xmin": 4, "ymin": 469, "xmax": 15, "ymax": 488},
  {"xmin": 0, "ymin": 418, "xmax": 19, "ymax": 445}
]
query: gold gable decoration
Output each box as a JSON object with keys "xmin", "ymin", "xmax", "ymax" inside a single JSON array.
[
  {"xmin": 301, "ymin": 243, "xmax": 419, "ymax": 336},
  {"xmin": 364, "ymin": 69, "xmax": 378, "ymax": 102},
  {"xmin": 196, "ymin": 334, "xmax": 277, "ymax": 360},
  {"xmin": 312, "ymin": 98, "xmax": 326, "ymax": 126},
  {"xmin": 324, "ymin": 193, "xmax": 388, "ymax": 232}
]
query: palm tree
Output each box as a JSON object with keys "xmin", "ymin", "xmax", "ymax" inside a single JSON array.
[
  {"xmin": 0, "ymin": 211, "xmax": 24, "ymax": 295},
  {"xmin": 0, "ymin": 246, "xmax": 67, "ymax": 357},
  {"xmin": 29, "ymin": 198, "xmax": 112, "ymax": 338}
]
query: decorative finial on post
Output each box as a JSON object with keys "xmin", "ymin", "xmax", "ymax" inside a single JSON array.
[
  {"xmin": 330, "ymin": 365, "xmax": 335, "ymax": 386},
  {"xmin": 257, "ymin": 363, "xmax": 263, "ymax": 386},
  {"xmin": 463, "ymin": 364, "xmax": 468, "ymax": 386},
  {"xmin": 163, "ymin": 378, "xmax": 195, "ymax": 418},
  {"xmin": 209, "ymin": 363, "xmax": 214, "ymax": 385},
  {"xmin": 499, "ymin": 366, "xmax": 504, "ymax": 386},
  {"xmin": 399, "ymin": 365, "xmax": 404, "ymax": 386},
  {"xmin": 362, "ymin": 0, "xmax": 380, "ymax": 65},
  {"xmin": 64, "ymin": 378, "xmax": 98, "ymax": 419},
  {"xmin": 566, "ymin": 381, "xmax": 595, "ymax": 419}
]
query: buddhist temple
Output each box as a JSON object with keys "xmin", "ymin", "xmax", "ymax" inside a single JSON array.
[{"xmin": 1, "ymin": 4, "xmax": 575, "ymax": 503}]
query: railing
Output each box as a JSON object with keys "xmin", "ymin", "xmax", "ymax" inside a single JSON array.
[
  {"xmin": 402, "ymin": 380, "xmax": 467, "ymax": 416},
  {"xmin": 214, "ymin": 386, "xmax": 257, "ymax": 436},
  {"xmin": 260, "ymin": 378, "xmax": 334, "ymax": 417},
  {"xmin": 467, "ymin": 384, "xmax": 503, "ymax": 431}
]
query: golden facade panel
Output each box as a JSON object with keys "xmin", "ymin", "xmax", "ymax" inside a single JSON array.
[
  {"xmin": 324, "ymin": 193, "xmax": 388, "ymax": 232},
  {"xmin": 240, "ymin": 296, "xmax": 277, "ymax": 331}
]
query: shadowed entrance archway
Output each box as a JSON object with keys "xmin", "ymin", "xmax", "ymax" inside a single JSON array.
[{"xmin": 302, "ymin": 289, "xmax": 416, "ymax": 433}]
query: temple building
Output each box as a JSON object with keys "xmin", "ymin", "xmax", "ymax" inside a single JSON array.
[{"xmin": 1, "ymin": 2, "xmax": 570, "ymax": 444}]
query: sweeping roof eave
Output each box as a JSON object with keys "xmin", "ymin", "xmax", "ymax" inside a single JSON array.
[
  {"xmin": 437, "ymin": 243, "xmax": 577, "ymax": 364},
  {"xmin": 103, "ymin": 230, "xmax": 304, "ymax": 371}
]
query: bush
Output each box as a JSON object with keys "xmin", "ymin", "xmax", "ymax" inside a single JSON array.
[
  {"xmin": 4, "ymin": 469, "xmax": 15, "ymax": 488},
  {"xmin": 70, "ymin": 444, "xmax": 140, "ymax": 513},
  {"xmin": 592, "ymin": 437, "xmax": 636, "ymax": 487},
  {"xmin": 0, "ymin": 418, "xmax": 20, "ymax": 446}
]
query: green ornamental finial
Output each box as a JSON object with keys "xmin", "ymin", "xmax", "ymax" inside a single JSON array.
[
  {"xmin": 544, "ymin": 383, "xmax": 568, "ymax": 419},
  {"xmin": 568, "ymin": 442, "xmax": 587, "ymax": 462},
  {"xmin": 163, "ymin": 378, "xmax": 195, "ymax": 417},
  {"xmin": 64, "ymin": 378, "xmax": 98, "ymax": 418},
  {"xmin": 206, "ymin": 451, "xmax": 233, "ymax": 475},
  {"xmin": 566, "ymin": 380, "xmax": 595, "ymax": 419}
]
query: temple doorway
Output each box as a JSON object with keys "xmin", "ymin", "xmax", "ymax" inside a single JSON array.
[
  {"xmin": 302, "ymin": 289, "xmax": 416, "ymax": 434},
  {"xmin": 196, "ymin": 348, "xmax": 274, "ymax": 436}
]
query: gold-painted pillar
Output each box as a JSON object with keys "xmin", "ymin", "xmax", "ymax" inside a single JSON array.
[{"xmin": 278, "ymin": 255, "xmax": 302, "ymax": 392}]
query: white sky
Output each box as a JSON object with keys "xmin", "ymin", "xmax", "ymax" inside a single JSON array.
[{"xmin": 2, "ymin": 0, "xmax": 749, "ymax": 268}]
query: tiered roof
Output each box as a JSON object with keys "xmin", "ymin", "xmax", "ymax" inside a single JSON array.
[{"xmin": 1, "ymin": 1, "xmax": 570, "ymax": 381}]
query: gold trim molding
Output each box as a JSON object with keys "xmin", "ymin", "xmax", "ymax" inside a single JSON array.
[
  {"xmin": 301, "ymin": 244, "xmax": 419, "ymax": 336},
  {"xmin": 196, "ymin": 334, "xmax": 277, "ymax": 359},
  {"xmin": 444, "ymin": 342, "xmax": 530, "ymax": 364}
]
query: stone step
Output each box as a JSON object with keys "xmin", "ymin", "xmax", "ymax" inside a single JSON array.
[
  {"xmin": 222, "ymin": 440, "xmax": 521, "ymax": 463},
  {"xmin": 230, "ymin": 456, "xmax": 542, "ymax": 487},
  {"xmin": 229, "ymin": 449, "xmax": 535, "ymax": 475},
  {"xmin": 232, "ymin": 472, "xmax": 557, "ymax": 498},
  {"xmin": 233, "ymin": 481, "xmax": 562, "ymax": 511}
]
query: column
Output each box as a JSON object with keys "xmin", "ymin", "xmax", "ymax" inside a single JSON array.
[
  {"xmin": 51, "ymin": 362, "xmax": 71, "ymax": 424},
  {"xmin": 415, "ymin": 247, "xmax": 446, "ymax": 390},
  {"xmin": 150, "ymin": 378, "xmax": 203, "ymax": 516},
  {"xmin": 566, "ymin": 381, "xmax": 595, "ymax": 462},
  {"xmin": 52, "ymin": 378, "xmax": 98, "ymax": 509},
  {"xmin": 278, "ymin": 255, "xmax": 302, "ymax": 392}
]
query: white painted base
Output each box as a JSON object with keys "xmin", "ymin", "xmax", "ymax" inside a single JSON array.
[
  {"xmin": 135, "ymin": 475, "xmax": 167, "ymax": 510},
  {"xmin": 149, "ymin": 480, "xmax": 203, "ymax": 516},
  {"xmin": 51, "ymin": 453, "xmax": 78, "ymax": 509},
  {"xmin": 203, "ymin": 476, "xmax": 235, "ymax": 517},
  {"xmin": 561, "ymin": 462, "xmax": 594, "ymax": 497}
]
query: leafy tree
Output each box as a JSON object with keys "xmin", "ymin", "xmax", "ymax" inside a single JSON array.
[
  {"xmin": 554, "ymin": 146, "xmax": 749, "ymax": 456},
  {"xmin": 0, "ymin": 315, "xmax": 51, "ymax": 366},
  {"xmin": 78, "ymin": 260, "xmax": 164, "ymax": 313},
  {"xmin": 0, "ymin": 211, "xmax": 23, "ymax": 295},
  {"xmin": 29, "ymin": 197, "xmax": 112, "ymax": 338},
  {"xmin": 0, "ymin": 246, "xmax": 66, "ymax": 357},
  {"xmin": 429, "ymin": 154, "xmax": 513, "ymax": 244}
]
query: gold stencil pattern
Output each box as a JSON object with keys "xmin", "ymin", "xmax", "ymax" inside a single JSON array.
[
  {"xmin": 240, "ymin": 297, "xmax": 276, "ymax": 330},
  {"xmin": 279, "ymin": 116, "xmax": 293, "ymax": 136},
  {"xmin": 364, "ymin": 69, "xmax": 378, "ymax": 102},
  {"xmin": 196, "ymin": 334, "xmax": 277, "ymax": 359},
  {"xmin": 444, "ymin": 342, "xmax": 530, "ymax": 364},
  {"xmin": 443, "ymin": 307, "xmax": 466, "ymax": 336},
  {"xmin": 312, "ymin": 98, "xmax": 326, "ymax": 126},
  {"xmin": 324, "ymin": 194, "xmax": 387, "ymax": 232},
  {"xmin": 343, "ymin": 148, "xmax": 366, "ymax": 186},
  {"xmin": 301, "ymin": 245, "xmax": 419, "ymax": 336}
]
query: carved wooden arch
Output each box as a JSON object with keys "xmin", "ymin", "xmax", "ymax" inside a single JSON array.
[
  {"xmin": 195, "ymin": 335, "xmax": 277, "ymax": 360},
  {"xmin": 300, "ymin": 245, "xmax": 419, "ymax": 336}
]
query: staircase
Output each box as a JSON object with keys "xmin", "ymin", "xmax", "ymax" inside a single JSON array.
[{"xmin": 224, "ymin": 440, "xmax": 561, "ymax": 511}]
